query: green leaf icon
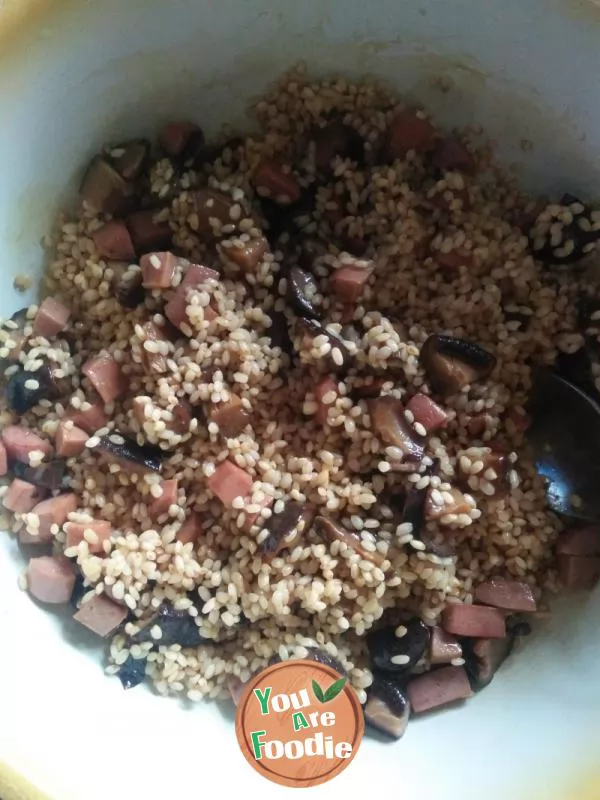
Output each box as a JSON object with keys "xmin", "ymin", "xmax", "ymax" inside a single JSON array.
[
  {"xmin": 323, "ymin": 676, "xmax": 347, "ymax": 702},
  {"xmin": 312, "ymin": 679, "xmax": 325, "ymax": 703}
]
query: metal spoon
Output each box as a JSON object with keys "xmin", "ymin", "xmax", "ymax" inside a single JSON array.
[{"xmin": 527, "ymin": 367, "xmax": 600, "ymax": 522}]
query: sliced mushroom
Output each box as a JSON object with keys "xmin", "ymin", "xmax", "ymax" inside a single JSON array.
[
  {"xmin": 425, "ymin": 486, "xmax": 471, "ymax": 521},
  {"xmin": 108, "ymin": 139, "xmax": 151, "ymax": 181},
  {"xmin": 11, "ymin": 459, "xmax": 68, "ymax": 491},
  {"xmin": 190, "ymin": 189, "xmax": 239, "ymax": 239},
  {"xmin": 287, "ymin": 266, "xmax": 321, "ymax": 319},
  {"xmin": 311, "ymin": 121, "xmax": 365, "ymax": 173},
  {"xmin": 420, "ymin": 334, "xmax": 496, "ymax": 394},
  {"xmin": 80, "ymin": 157, "xmax": 135, "ymax": 215},
  {"xmin": 370, "ymin": 397, "xmax": 425, "ymax": 461},
  {"xmin": 98, "ymin": 433, "xmax": 163, "ymax": 472},
  {"xmin": 314, "ymin": 515, "xmax": 386, "ymax": 567},
  {"xmin": 364, "ymin": 675, "xmax": 411, "ymax": 739},
  {"xmin": 259, "ymin": 501, "xmax": 315, "ymax": 559},
  {"xmin": 4, "ymin": 364, "xmax": 62, "ymax": 414},
  {"xmin": 131, "ymin": 602, "xmax": 206, "ymax": 647},
  {"xmin": 111, "ymin": 263, "xmax": 145, "ymax": 309},
  {"xmin": 305, "ymin": 647, "xmax": 347, "ymax": 676},
  {"xmin": 463, "ymin": 634, "xmax": 515, "ymax": 691},
  {"xmin": 367, "ymin": 620, "xmax": 430, "ymax": 673},
  {"xmin": 117, "ymin": 654, "xmax": 147, "ymax": 690},
  {"xmin": 296, "ymin": 318, "xmax": 351, "ymax": 372},
  {"xmin": 402, "ymin": 486, "xmax": 457, "ymax": 557},
  {"xmin": 529, "ymin": 194, "xmax": 600, "ymax": 265}
]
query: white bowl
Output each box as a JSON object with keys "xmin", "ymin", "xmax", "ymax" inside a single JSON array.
[{"xmin": 1, "ymin": 1, "xmax": 600, "ymax": 798}]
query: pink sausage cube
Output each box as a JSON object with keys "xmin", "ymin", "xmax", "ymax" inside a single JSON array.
[
  {"xmin": 82, "ymin": 354, "xmax": 126, "ymax": 403},
  {"xmin": 33, "ymin": 297, "xmax": 71, "ymax": 338},
  {"xmin": 430, "ymin": 626, "xmax": 463, "ymax": 665},
  {"xmin": 241, "ymin": 494, "xmax": 274, "ymax": 533},
  {"xmin": 3, "ymin": 479, "xmax": 44, "ymax": 513},
  {"xmin": 557, "ymin": 526, "xmax": 600, "ymax": 557},
  {"xmin": 442, "ymin": 603, "xmax": 506, "ymax": 639},
  {"xmin": 164, "ymin": 263, "xmax": 219, "ymax": 332},
  {"xmin": 91, "ymin": 220, "xmax": 135, "ymax": 261},
  {"xmin": 0, "ymin": 441, "xmax": 7, "ymax": 476},
  {"xmin": 127, "ymin": 210, "xmax": 172, "ymax": 253},
  {"xmin": 407, "ymin": 666, "xmax": 473, "ymax": 713},
  {"xmin": 73, "ymin": 593, "xmax": 128, "ymax": 636},
  {"xmin": 406, "ymin": 393, "xmax": 449, "ymax": 434},
  {"xmin": 27, "ymin": 556, "xmax": 76, "ymax": 604},
  {"xmin": 474, "ymin": 578, "xmax": 537, "ymax": 612},
  {"xmin": 176, "ymin": 512, "xmax": 204, "ymax": 545},
  {"xmin": 65, "ymin": 520, "xmax": 112, "ymax": 553},
  {"xmin": 55, "ymin": 422, "xmax": 89, "ymax": 458},
  {"xmin": 207, "ymin": 460, "xmax": 253, "ymax": 506},
  {"xmin": 1, "ymin": 426, "xmax": 53, "ymax": 463},
  {"xmin": 159, "ymin": 122, "xmax": 201, "ymax": 157},
  {"xmin": 558, "ymin": 554, "xmax": 600, "ymax": 590},
  {"xmin": 330, "ymin": 264, "xmax": 374, "ymax": 304},
  {"xmin": 140, "ymin": 251, "xmax": 178, "ymax": 289},
  {"xmin": 65, "ymin": 399, "xmax": 108, "ymax": 434},
  {"xmin": 314, "ymin": 377, "xmax": 339, "ymax": 425},
  {"xmin": 32, "ymin": 493, "xmax": 78, "ymax": 539},
  {"xmin": 149, "ymin": 478, "xmax": 179, "ymax": 519}
]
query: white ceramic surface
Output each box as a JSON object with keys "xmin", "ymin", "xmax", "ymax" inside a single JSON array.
[{"xmin": 1, "ymin": 1, "xmax": 600, "ymax": 798}]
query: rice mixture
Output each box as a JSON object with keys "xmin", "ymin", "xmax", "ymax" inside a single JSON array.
[{"xmin": 1, "ymin": 66, "xmax": 596, "ymax": 718}]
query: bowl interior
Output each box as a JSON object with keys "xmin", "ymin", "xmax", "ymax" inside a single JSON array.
[{"xmin": 1, "ymin": 1, "xmax": 600, "ymax": 797}]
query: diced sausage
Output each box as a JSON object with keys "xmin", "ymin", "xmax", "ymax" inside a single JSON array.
[
  {"xmin": 433, "ymin": 249, "xmax": 474, "ymax": 271},
  {"xmin": 241, "ymin": 494, "xmax": 274, "ymax": 534},
  {"xmin": 33, "ymin": 297, "xmax": 71, "ymax": 338},
  {"xmin": 330, "ymin": 264, "xmax": 374, "ymax": 304},
  {"xmin": 80, "ymin": 157, "xmax": 134, "ymax": 215},
  {"xmin": 82, "ymin": 354, "xmax": 126, "ymax": 403},
  {"xmin": 0, "ymin": 441, "xmax": 7, "ymax": 476},
  {"xmin": 65, "ymin": 399, "xmax": 108, "ymax": 434},
  {"xmin": 27, "ymin": 555, "xmax": 76, "ymax": 604},
  {"xmin": 31, "ymin": 493, "xmax": 78, "ymax": 539},
  {"xmin": 159, "ymin": 122, "xmax": 203, "ymax": 158},
  {"xmin": 55, "ymin": 422, "xmax": 88, "ymax": 457},
  {"xmin": 556, "ymin": 525, "xmax": 600, "ymax": 557},
  {"xmin": 429, "ymin": 627, "xmax": 463, "ymax": 665},
  {"xmin": 190, "ymin": 189, "xmax": 237, "ymax": 238},
  {"xmin": 253, "ymin": 159, "xmax": 301, "ymax": 205},
  {"xmin": 139, "ymin": 321, "xmax": 169, "ymax": 374},
  {"xmin": 176, "ymin": 512, "xmax": 204, "ymax": 545},
  {"xmin": 387, "ymin": 111, "xmax": 436, "ymax": 159},
  {"xmin": 109, "ymin": 139, "xmax": 150, "ymax": 181},
  {"xmin": 407, "ymin": 666, "xmax": 473, "ymax": 713},
  {"xmin": 171, "ymin": 400, "xmax": 193, "ymax": 434},
  {"xmin": 126, "ymin": 210, "xmax": 172, "ymax": 254},
  {"xmin": 210, "ymin": 394, "xmax": 250, "ymax": 437},
  {"xmin": 406, "ymin": 393, "xmax": 449, "ymax": 434},
  {"xmin": 91, "ymin": 220, "xmax": 135, "ymax": 261},
  {"xmin": 442, "ymin": 603, "xmax": 506, "ymax": 639},
  {"xmin": 207, "ymin": 460, "xmax": 253, "ymax": 506},
  {"xmin": 73, "ymin": 593, "xmax": 128, "ymax": 636},
  {"xmin": 1, "ymin": 426, "xmax": 53, "ymax": 463},
  {"xmin": 149, "ymin": 479, "xmax": 179, "ymax": 519},
  {"xmin": 474, "ymin": 578, "xmax": 537, "ymax": 612},
  {"xmin": 221, "ymin": 237, "xmax": 268, "ymax": 273},
  {"xmin": 3, "ymin": 479, "xmax": 44, "ymax": 513},
  {"xmin": 431, "ymin": 138, "xmax": 476, "ymax": 173},
  {"xmin": 558, "ymin": 554, "xmax": 600, "ymax": 590},
  {"xmin": 164, "ymin": 263, "xmax": 219, "ymax": 333},
  {"xmin": 65, "ymin": 519, "xmax": 111, "ymax": 553},
  {"xmin": 314, "ymin": 377, "xmax": 339, "ymax": 425},
  {"xmin": 140, "ymin": 251, "xmax": 178, "ymax": 289}
]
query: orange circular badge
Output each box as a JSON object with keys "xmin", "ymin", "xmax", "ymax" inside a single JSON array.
[{"xmin": 235, "ymin": 659, "xmax": 364, "ymax": 788}]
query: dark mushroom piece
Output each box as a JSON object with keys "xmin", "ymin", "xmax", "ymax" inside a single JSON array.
[
  {"xmin": 367, "ymin": 619, "xmax": 430, "ymax": 674},
  {"xmin": 529, "ymin": 194, "xmax": 600, "ymax": 265},
  {"xmin": 311, "ymin": 121, "xmax": 365, "ymax": 173},
  {"xmin": 369, "ymin": 397, "xmax": 425, "ymax": 461},
  {"xmin": 80, "ymin": 157, "xmax": 135, "ymax": 215},
  {"xmin": 131, "ymin": 603, "xmax": 206, "ymax": 647},
  {"xmin": 4, "ymin": 365, "xmax": 61, "ymax": 415},
  {"xmin": 11, "ymin": 459, "xmax": 68, "ymax": 491},
  {"xmin": 314, "ymin": 515, "xmax": 386, "ymax": 568},
  {"xmin": 287, "ymin": 266, "xmax": 321, "ymax": 319},
  {"xmin": 258, "ymin": 501, "xmax": 315, "ymax": 560},
  {"xmin": 402, "ymin": 485, "xmax": 457, "ymax": 557},
  {"xmin": 98, "ymin": 433, "xmax": 163, "ymax": 472},
  {"xmin": 420, "ymin": 334, "xmax": 496, "ymax": 394},
  {"xmin": 108, "ymin": 139, "xmax": 151, "ymax": 182},
  {"xmin": 259, "ymin": 186, "xmax": 318, "ymax": 246},
  {"xmin": 116, "ymin": 654, "xmax": 147, "ymax": 690},
  {"xmin": 265, "ymin": 310, "xmax": 294, "ymax": 357},
  {"xmin": 296, "ymin": 317, "xmax": 351, "ymax": 372},
  {"xmin": 364, "ymin": 674, "xmax": 411, "ymax": 740},
  {"xmin": 463, "ymin": 634, "xmax": 515, "ymax": 691},
  {"xmin": 305, "ymin": 648, "xmax": 347, "ymax": 676},
  {"xmin": 111, "ymin": 263, "xmax": 145, "ymax": 309}
]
